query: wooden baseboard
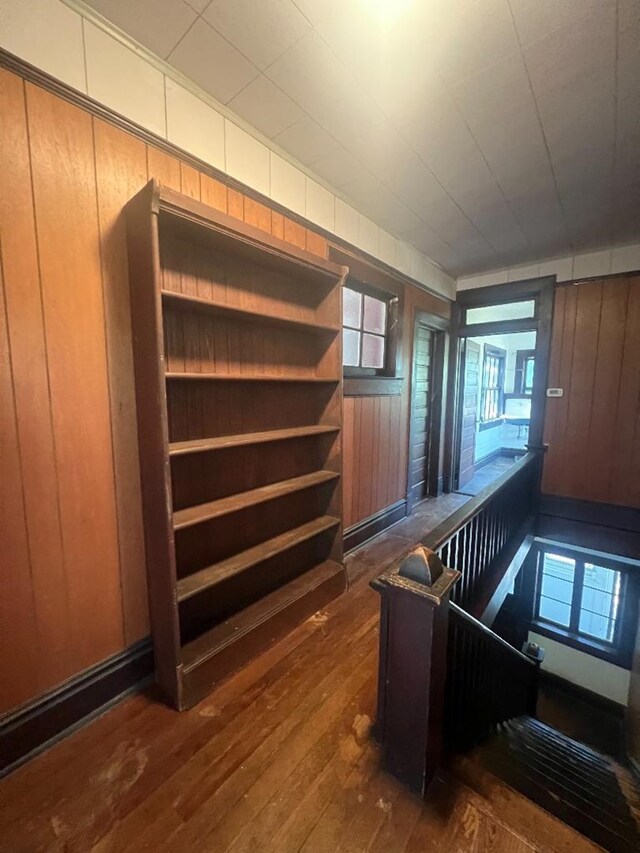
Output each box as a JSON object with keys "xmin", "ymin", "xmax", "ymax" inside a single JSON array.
[
  {"xmin": 0, "ymin": 639, "xmax": 153, "ymax": 778},
  {"xmin": 344, "ymin": 500, "xmax": 407, "ymax": 553},
  {"xmin": 539, "ymin": 670, "xmax": 626, "ymax": 718}
]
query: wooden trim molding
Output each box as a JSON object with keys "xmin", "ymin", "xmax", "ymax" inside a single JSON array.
[
  {"xmin": 344, "ymin": 500, "xmax": 407, "ymax": 553},
  {"xmin": 0, "ymin": 639, "xmax": 153, "ymax": 778},
  {"xmin": 0, "ymin": 47, "xmax": 452, "ymax": 305},
  {"xmin": 343, "ymin": 377, "xmax": 404, "ymax": 397}
]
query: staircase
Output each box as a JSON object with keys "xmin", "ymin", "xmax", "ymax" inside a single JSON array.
[{"xmin": 463, "ymin": 714, "xmax": 640, "ymax": 852}]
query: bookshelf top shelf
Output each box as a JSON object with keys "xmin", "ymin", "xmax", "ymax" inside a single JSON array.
[
  {"xmin": 151, "ymin": 181, "xmax": 347, "ymax": 285},
  {"xmin": 160, "ymin": 290, "xmax": 340, "ymax": 336}
]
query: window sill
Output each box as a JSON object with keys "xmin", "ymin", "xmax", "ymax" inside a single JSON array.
[
  {"xmin": 478, "ymin": 417, "xmax": 505, "ymax": 432},
  {"xmin": 344, "ymin": 377, "xmax": 404, "ymax": 397},
  {"xmin": 531, "ymin": 620, "xmax": 632, "ymax": 670}
]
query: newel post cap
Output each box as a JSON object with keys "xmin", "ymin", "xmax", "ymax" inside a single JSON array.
[{"xmin": 399, "ymin": 546, "xmax": 445, "ymax": 586}]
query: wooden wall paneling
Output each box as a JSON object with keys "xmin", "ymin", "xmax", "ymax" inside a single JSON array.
[
  {"xmin": 342, "ymin": 397, "xmax": 354, "ymax": 528},
  {"xmin": 541, "ymin": 285, "xmax": 566, "ymax": 494},
  {"xmin": 562, "ymin": 281, "xmax": 602, "ymax": 498},
  {"xmin": 227, "ymin": 188, "xmax": 244, "ymax": 221},
  {"xmin": 200, "ymin": 174, "xmax": 228, "ymax": 213},
  {"xmin": 0, "ymin": 243, "xmax": 43, "ymax": 711},
  {"xmin": 25, "ymin": 83, "xmax": 124, "ymax": 670},
  {"xmin": 584, "ymin": 278, "xmax": 628, "ymax": 503},
  {"xmin": 180, "ymin": 163, "xmax": 201, "ymax": 200},
  {"xmin": 146, "ymin": 146, "xmax": 181, "ymax": 190},
  {"xmin": 543, "ymin": 285, "xmax": 578, "ymax": 496},
  {"xmin": 0, "ymin": 70, "xmax": 70, "ymax": 696},
  {"xmin": 93, "ymin": 117, "xmax": 150, "ymax": 645},
  {"xmin": 611, "ymin": 275, "xmax": 640, "ymax": 508},
  {"xmin": 284, "ymin": 218, "xmax": 306, "ymax": 251},
  {"xmin": 244, "ymin": 198, "xmax": 272, "ymax": 235}
]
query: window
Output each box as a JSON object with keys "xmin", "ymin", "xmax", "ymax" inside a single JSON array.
[
  {"xmin": 515, "ymin": 349, "xmax": 535, "ymax": 395},
  {"xmin": 534, "ymin": 547, "xmax": 628, "ymax": 658},
  {"xmin": 480, "ymin": 345, "xmax": 506, "ymax": 422},
  {"xmin": 342, "ymin": 284, "xmax": 394, "ymax": 374}
]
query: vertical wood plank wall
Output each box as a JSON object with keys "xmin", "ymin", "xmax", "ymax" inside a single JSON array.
[
  {"xmin": 542, "ymin": 274, "xmax": 640, "ymax": 508},
  {"xmin": 342, "ymin": 284, "xmax": 449, "ymax": 530},
  {"xmin": 0, "ymin": 66, "xmax": 449, "ymax": 716}
]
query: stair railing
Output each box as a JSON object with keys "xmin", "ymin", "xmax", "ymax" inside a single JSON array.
[
  {"xmin": 371, "ymin": 450, "xmax": 542, "ymax": 795},
  {"xmin": 430, "ymin": 450, "xmax": 540, "ymax": 610},
  {"xmin": 445, "ymin": 602, "xmax": 538, "ymax": 752}
]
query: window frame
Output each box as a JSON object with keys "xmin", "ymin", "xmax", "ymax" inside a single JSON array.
[
  {"xmin": 342, "ymin": 278, "xmax": 399, "ymax": 379},
  {"xmin": 479, "ymin": 344, "xmax": 506, "ymax": 424},
  {"xmin": 515, "ymin": 348, "xmax": 535, "ymax": 395},
  {"xmin": 531, "ymin": 542, "xmax": 637, "ymax": 668}
]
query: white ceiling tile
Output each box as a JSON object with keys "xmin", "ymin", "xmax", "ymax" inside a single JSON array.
[
  {"xmin": 0, "ymin": 0, "xmax": 86, "ymax": 92},
  {"xmin": 228, "ymin": 75, "xmax": 303, "ymax": 139},
  {"xmin": 224, "ymin": 120, "xmax": 270, "ymax": 195},
  {"xmin": 269, "ymin": 152, "xmax": 305, "ymax": 216},
  {"xmin": 166, "ymin": 78, "xmax": 225, "ymax": 168},
  {"xmin": 168, "ymin": 18, "xmax": 258, "ymax": 104},
  {"xmin": 305, "ymin": 179, "xmax": 334, "ymax": 232},
  {"xmin": 402, "ymin": 225, "xmax": 461, "ymax": 272},
  {"xmin": 311, "ymin": 148, "xmax": 370, "ymax": 190},
  {"xmin": 573, "ymin": 250, "xmax": 612, "ymax": 280},
  {"xmin": 85, "ymin": 24, "xmax": 166, "ymax": 137},
  {"xmin": 611, "ymin": 244, "xmax": 640, "ymax": 275},
  {"xmin": 83, "ymin": 0, "xmax": 197, "ymax": 59},
  {"xmin": 184, "ymin": 0, "xmax": 209, "ymax": 11},
  {"xmin": 509, "ymin": 0, "xmax": 615, "ymax": 47},
  {"xmin": 265, "ymin": 32, "xmax": 346, "ymax": 119},
  {"xmin": 203, "ymin": 0, "xmax": 310, "ymax": 70},
  {"xmin": 273, "ymin": 117, "xmax": 340, "ymax": 166},
  {"xmin": 539, "ymin": 256, "xmax": 574, "ymax": 283},
  {"xmin": 432, "ymin": 0, "xmax": 520, "ymax": 87},
  {"xmin": 334, "ymin": 198, "xmax": 359, "ymax": 245}
]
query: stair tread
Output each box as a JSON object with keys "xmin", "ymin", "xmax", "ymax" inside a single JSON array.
[{"xmin": 478, "ymin": 715, "xmax": 640, "ymax": 852}]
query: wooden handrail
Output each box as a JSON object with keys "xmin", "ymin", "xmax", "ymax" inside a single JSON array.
[
  {"xmin": 422, "ymin": 450, "xmax": 539, "ymax": 552},
  {"xmin": 449, "ymin": 602, "xmax": 535, "ymax": 667}
]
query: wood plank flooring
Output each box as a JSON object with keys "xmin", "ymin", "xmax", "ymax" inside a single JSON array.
[{"xmin": 0, "ymin": 495, "xmax": 598, "ymax": 852}]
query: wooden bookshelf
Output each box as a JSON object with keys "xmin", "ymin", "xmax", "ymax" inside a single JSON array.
[{"xmin": 126, "ymin": 180, "xmax": 348, "ymax": 709}]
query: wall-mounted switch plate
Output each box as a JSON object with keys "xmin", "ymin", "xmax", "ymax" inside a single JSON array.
[{"xmin": 546, "ymin": 388, "xmax": 563, "ymax": 397}]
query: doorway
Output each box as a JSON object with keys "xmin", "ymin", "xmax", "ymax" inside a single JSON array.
[
  {"xmin": 447, "ymin": 276, "xmax": 554, "ymax": 495},
  {"xmin": 407, "ymin": 311, "xmax": 448, "ymax": 512}
]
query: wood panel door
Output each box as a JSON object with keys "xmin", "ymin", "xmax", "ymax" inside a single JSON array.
[
  {"xmin": 408, "ymin": 321, "xmax": 435, "ymax": 509},
  {"xmin": 458, "ymin": 340, "xmax": 481, "ymax": 488}
]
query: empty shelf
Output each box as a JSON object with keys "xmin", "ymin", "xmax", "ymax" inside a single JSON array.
[
  {"xmin": 173, "ymin": 470, "xmax": 339, "ymax": 531},
  {"xmin": 168, "ymin": 425, "xmax": 340, "ymax": 456},
  {"xmin": 161, "ymin": 290, "xmax": 340, "ymax": 336},
  {"xmin": 177, "ymin": 515, "xmax": 340, "ymax": 603},
  {"xmin": 180, "ymin": 559, "xmax": 344, "ymax": 672}
]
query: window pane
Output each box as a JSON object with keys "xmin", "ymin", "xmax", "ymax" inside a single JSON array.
[
  {"xmin": 343, "ymin": 288, "xmax": 362, "ymax": 328},
  {"xmin": 363, "ymin": 295, "xmax": 387, "ymax": 334},
  {"xmin": 581, "ymin": 587, "xmax": 614, "ymax": 617},
  {"xmin": 466, "ymin": 300, "xmax": 535, "ymax": 325},
  {"xmin": 343, "ymin": 328, "xmax": 361, "ymax": 367},
  {"xmin": 539, "ymin": 597, "xmax": 571, "ymax": 627},
  {"xmin": 584, "ymin": 563, "xmax": 618, "ymax": 594},
  {"xmin": 362, "ymin": 333, "xmax": 385, "ymax": 368},
  {"xmin": 579, "ymin": 611, "xmax": 614, "ymax": 642},
  {"xmin": 525, "ymin": 357, "xmax": 535, "ymax": 390},
  {"xmin": 539, "ymin": 553, "xmax": 575, "ymax": 626}
]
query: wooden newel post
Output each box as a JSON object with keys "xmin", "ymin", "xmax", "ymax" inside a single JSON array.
[{"xmin": 371, "ymin": 546, "xmax": 460, "ymax": 796}]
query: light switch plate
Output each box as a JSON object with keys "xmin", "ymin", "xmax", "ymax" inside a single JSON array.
[{"xmin": 546, "ymin": 388, "xmax": 563, "ymax": 397}]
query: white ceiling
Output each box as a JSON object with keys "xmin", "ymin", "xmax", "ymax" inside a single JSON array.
[{"xmin": 84, "ymin": 0, "xmax": 640, "ymax": 277}]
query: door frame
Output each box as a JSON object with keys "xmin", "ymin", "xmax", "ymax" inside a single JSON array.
[
  {"xmin": 406, "ymin": 310, "xmax": 450, "ymax": 514},
  {"xmin": 444, "ymin": 275, "xmax": 555, "ymax": 493}
]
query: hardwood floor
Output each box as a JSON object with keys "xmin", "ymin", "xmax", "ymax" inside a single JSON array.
[{"xmin": 0, "ymin": 495, "xmax": 597, "ymax": 852}]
